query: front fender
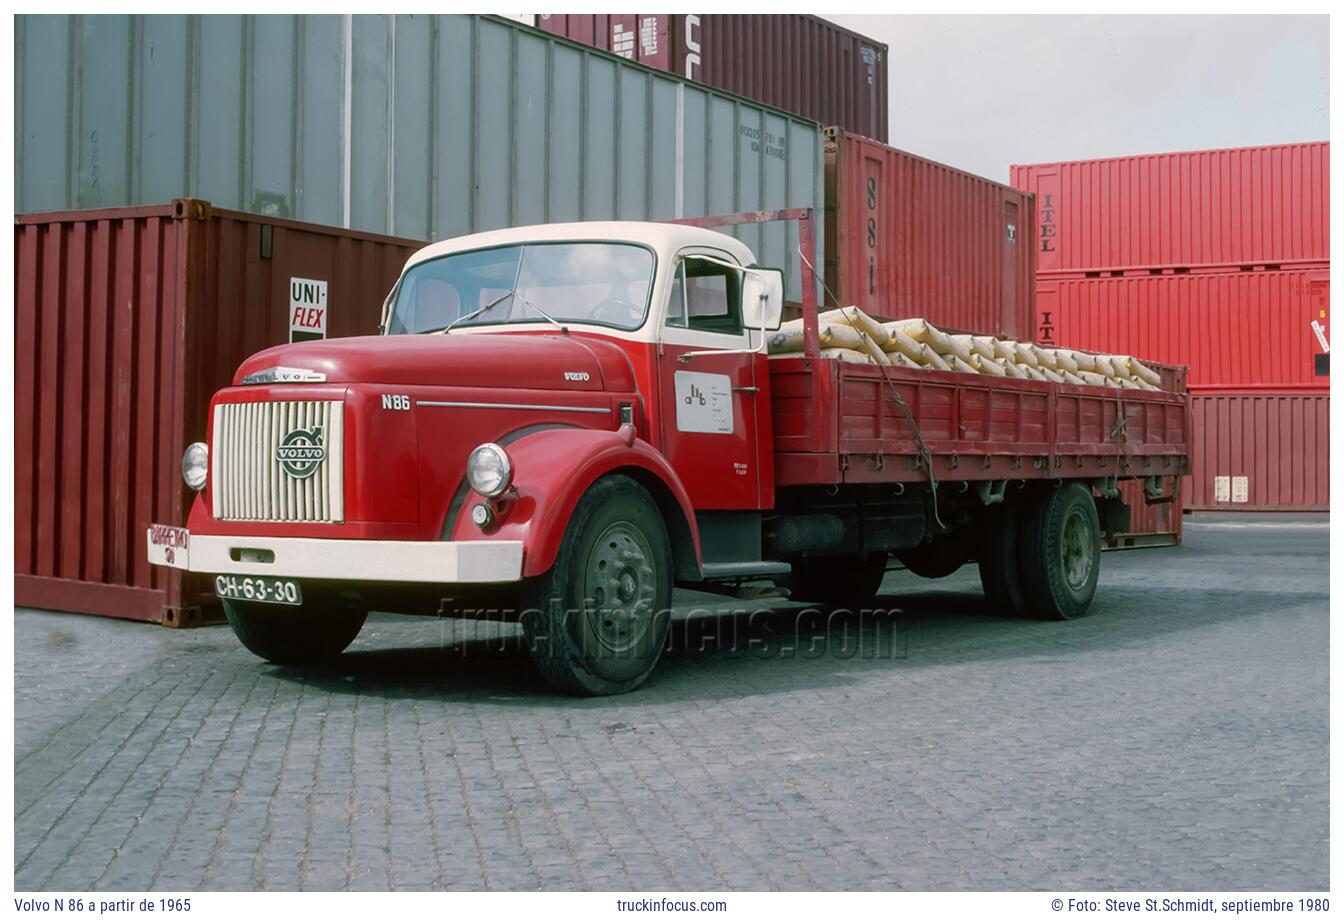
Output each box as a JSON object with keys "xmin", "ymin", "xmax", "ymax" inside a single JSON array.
[{"xmin": 444, "ymin": 428, "xmax": 702, "ymax": 578}]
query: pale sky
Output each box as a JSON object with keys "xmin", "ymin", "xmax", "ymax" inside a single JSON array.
[{"xmin": 824, "ymin": 14, "xmax": 1329, "ymax": 182}]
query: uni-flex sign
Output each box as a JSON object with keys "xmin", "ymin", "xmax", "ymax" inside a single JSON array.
[{"xmin": 289, "ymin": 277, "xmax": 328, "ymax": 342}]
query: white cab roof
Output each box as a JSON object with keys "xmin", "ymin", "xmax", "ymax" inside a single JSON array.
[{"xmin": 402, "ymin": 221, "xmax": 756, "ymax": 270}]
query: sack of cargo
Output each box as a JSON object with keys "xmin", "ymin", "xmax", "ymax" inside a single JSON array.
[
  {"xmin": 1060, "ymin": 369, "xmax": 1087, "ymax": 385},
  {"xmin": 999, "ymin": 357, "xmax": 1029, "ymax": 379},
  {"xmin": 888, "ymin": 319, "xmax": 972, "ymax": 362},
  {"xmin": 1060, "ymin": 348, "xmax": 1099, "ymax": 373},
  {"xmin": 1039, "ymin": 366, "xmax": 1066, "ymax": 383},
  {"xmin": 991, "ymin": 338, "xmax": 1018, "ymax": 362},
  {"xmin": 920, "ymin": 346, "xmax": 952, "ymax": 372},
  {"xmin": 862, "ymin": 336, "xmax": 893, "ymax": 365},
  {"xmin": 1128, "ymin": 357, "xmax": 1163, "ymax": 387},
  {"xmin": 1091, "ymin": 354, "xmax": 1116, "ymax": 378},
  {"xmin": 881, "ymin": 327, "xmax": 925, "ymax": 363},
  {"xmin": 972, "ymin": 335, "xmax": 1000, "ymax": 360},
  {"xmin": 1032, "ymin": 345, "xmax": 1061, "ymax": 370},
  {"xmin": 769, "ymin": 318, "xmax": 866, "ymax": 353},
  {"xmin": 1014, "ymin": 342, "xmax": 1040, "ymax": 367},
  {"xmin": 1054, "ymin": 349, "xmax": 1080, "ymax": 374},
  {"xmin": 827, "ymin": 306, "xmax": 890, "ymax": 346},
  {"xmin": 888, "ymin": 350, "xmax": 921, "ymax": 370},
  {"xmin": 1021, "ymin": 364, "xmax": 1049, "ymax": 382},
  {"xmin": 943, "ymin": 354, "xmax": 978, "ymax": 374},
  {"xmin": 970, "ymin": 353, "xmax": 1006, "ymax": 376},
  {"xmin": 1107, "ymin": 356, "xmax": 1134, "ymax": 380},
  {"xmin": 1077, "ymin": 370, "xmax": 1117, "ymax": 387},
  {"xmin": 816, "ymin": 347, "xmax": 872, "ymax": 364},
  {"xmin": 951, "ymin": 334, "xmax": 995, "ymax": 361}
]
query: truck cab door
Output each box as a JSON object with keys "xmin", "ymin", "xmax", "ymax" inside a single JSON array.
[{"xmin": 656, "ymin": 249, "xmax": 774, "ymax": 511}]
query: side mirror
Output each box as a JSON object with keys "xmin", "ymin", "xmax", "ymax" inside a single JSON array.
[{"xmin": 742, "ymin": 267, "xmax": 784, "ymax": 331}]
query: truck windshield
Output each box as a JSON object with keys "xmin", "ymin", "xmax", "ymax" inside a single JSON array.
[{"xmin": 386, "ymin": 242, "xmax": 655, "ymax": 335}]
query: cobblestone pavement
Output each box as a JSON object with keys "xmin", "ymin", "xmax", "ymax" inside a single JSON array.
[{"xmin": 14, "ymin": 516, "xmax": 1328, "ymax": 891}]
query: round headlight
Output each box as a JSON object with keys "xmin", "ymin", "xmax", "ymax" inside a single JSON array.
[
  {"xmin": 182, "ymin": 441, "xmax": 209, "ymax": 491},
  {"xmin": 467, "ymin": 442, "xmax": 513, "ymax": 498}
]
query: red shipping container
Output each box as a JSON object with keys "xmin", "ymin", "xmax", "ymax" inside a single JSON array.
[
  {"xmin": 825, "ymin": 129, "xmax": 1037, "ymax": 338},
  {"xmin": 14, "ymin": 201, "xmax": 421, "ymax": 625},
  {"xmin": 1037, "ymin": 269, "xmax": 1330, "ymax": 387},
  {"xmin": 535, "ymin": 14, "xmax": 672, "ymax": 71},
  {"xmin": 1183, "ymin": 390, "xmax": 1329, "ymax": 511},
  {"xmin": 1011, "ymin": 142, "xmax": 1329, "ymax": 275},
  {"xmin": 537, "ymin": 13, "xmax": 889, "ymax": 143}
]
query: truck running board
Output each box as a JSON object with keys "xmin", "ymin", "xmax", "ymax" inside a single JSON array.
[{"xmin": 699, "ymin": 561, "xmax": 792, "ymax": 580}]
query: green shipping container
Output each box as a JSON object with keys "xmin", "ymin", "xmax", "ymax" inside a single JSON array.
[{"xmin": 14, "ymin": 13, "xmax": 824, "ymax": 298}]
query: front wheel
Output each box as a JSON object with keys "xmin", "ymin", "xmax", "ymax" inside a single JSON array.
[
  {"xmin": 222, "ymin": 587, "xmax": 368, "ymax": 665},
  {"xmin": 1018, "ymin": 483, "xmax": 1102, "ymax": 620},
  {"xmin": 520, "ymin": 475, "xmax": 673, "ymax": 696}
]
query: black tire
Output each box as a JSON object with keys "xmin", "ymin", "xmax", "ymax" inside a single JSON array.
[
  {"xmin": 783, "ymin": 552, "xmax": 888, "ymax": 609},
  {"xmin": 520, "ymin": 475, "xmax": 673, "ymax": 696},
  {"xmin": 897, "ymin": 536, "xmax": 968, "ymax": 579},
  {"xmin": 222, "ymin": 587, "xmax": 368, "ymax": 665},
  {"xmin": 978, "ymin": 498, "xmax": 1029, "ymax": 617},
  {"xmin": 1018, "ymin": 482, "xmax": 1102, "ymax": 620}
]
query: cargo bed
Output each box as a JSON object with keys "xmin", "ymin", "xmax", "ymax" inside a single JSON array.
[{"xmin": 769, "ymin": 355, "xmax": 1191, "ymax": 488}]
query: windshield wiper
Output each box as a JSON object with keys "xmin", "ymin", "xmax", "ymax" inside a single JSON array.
[
  {"xmin": 514, "ymin": 292, "xmax": 569, "ymax": 334},
  {"xmin": 440, "ymin": 289, "xmax": 569, "ymax": 335},
  {"xmin": 441, "ymin": 289, "xmax": 516, "ymax": 334}
]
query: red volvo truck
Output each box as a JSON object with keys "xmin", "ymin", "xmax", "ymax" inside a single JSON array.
[{"xmin": 148, "ymin": 210, "xmax": 1190, "ymax": 695}]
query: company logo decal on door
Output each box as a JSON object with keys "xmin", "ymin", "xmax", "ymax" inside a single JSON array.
[{"xmin": 673, "ymin": 371, "xmax": 734, "ymax": 434}]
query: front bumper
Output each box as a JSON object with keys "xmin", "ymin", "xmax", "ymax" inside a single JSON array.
[{"xmin": 146, "ymin": 527, "xmax": 524, "ymax": 584}]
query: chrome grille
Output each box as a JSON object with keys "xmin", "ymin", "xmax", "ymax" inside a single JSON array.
[{"xmin": 211, "ymin": 400, "xmax": 345, "ymax": 522}]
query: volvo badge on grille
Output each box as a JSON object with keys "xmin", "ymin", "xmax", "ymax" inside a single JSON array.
[{"xmin": 275, "ymin": 426, "xmax": 326, "ymax": 479}]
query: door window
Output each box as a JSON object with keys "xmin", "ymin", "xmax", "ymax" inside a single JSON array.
[{"xmin": 666, "ymin": 257, "xmax": 743, "ymax": 335}]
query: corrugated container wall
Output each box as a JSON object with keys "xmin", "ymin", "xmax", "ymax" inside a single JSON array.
[
  {"xmin": 1038, "ymin": 269, "xmax": 1331, "ymax": 387},
  {"xmin": 1184, "ymin": 392, "xmax": 1329, "ymax": 511},
  {"xmin": 825, "ymin": 129, "xmax": 1037, "ymax": 339},
  {"xmin": 14, "ymin": 13, "xmax": 823, "ymax": 300},
  {"xmin": 536, "ymin": 13, "xmax": 888, "ymax": 143},
  {"xmin": 1011, "ymin": 142, "xmax": 1329, "ymax": 275},
  {"xmin": 14, "ymin": 201, "xmax": 421, "ymax": 625}
]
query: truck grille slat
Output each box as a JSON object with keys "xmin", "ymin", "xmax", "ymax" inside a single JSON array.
[{"xmin": 211, "ymin": 400, "xmax": 344, "ymax": 523}]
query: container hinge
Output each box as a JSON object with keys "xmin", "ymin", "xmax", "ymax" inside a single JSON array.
[
  {"xmin": 946, "ymin": 453, "xmax": 959, "ymax": 470},
  {"xmin": 871, "ymin": 452, "xmax": 885, "ymax": 471},
  {"xmin": 1143, "ymin": 475, "xmax": 1165, "ymax": 499},
  {"xmin": 839, "ymin": 454, "xmax": 850, "ymax": 472},
  {"xmin": 976, "ymin": 480, "xmax": 1007, "ymax": 506},
  {"xmin": 1010, "ymin": 455, "xmax": 1022, "ymax": 471}
]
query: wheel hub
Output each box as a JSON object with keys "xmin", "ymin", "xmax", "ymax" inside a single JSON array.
[
  {"xmin": 1061, "ymin": 507, "xmax": 1095, "ymax": 591},
  {"xmin": 583, "ymin": 522, "xmax": 657, "ymax": 655}
]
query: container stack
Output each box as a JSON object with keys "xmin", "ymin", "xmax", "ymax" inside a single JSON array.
[
  {"xmin": 537, "ymin": 14, "xmax": 888, "ymax": 143},
  {"xmin": 1013, "ymin": 142, "xmax": 1330, "ymax": 514}
]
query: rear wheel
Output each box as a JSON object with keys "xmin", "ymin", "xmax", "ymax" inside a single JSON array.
[
  {"xmin": 783, "ymin": 552, "xmax": 888, "ymax": 609},
  {"xmin": 1018, "ymin": 483, "xmax": 1101, "ymax": 620},
  {"xmin": 222, "ymin": 588, "xmax": 368, "ymax": 665},
  {"xmin": 520, "ymin": 475, "xmax": 673, "ymax": 696},
  {"xmin": 978, "ymin": 498, "xmax": 1029, "ymax": 617}
]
